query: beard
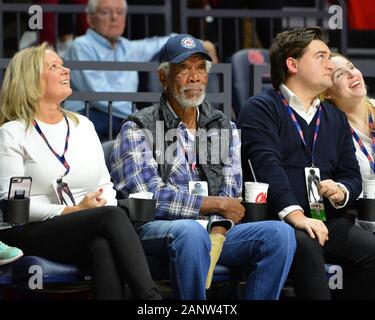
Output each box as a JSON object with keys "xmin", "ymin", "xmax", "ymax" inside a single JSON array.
[{"xmin": 171, "ymin": 84, "xmax": 206, "ymax": 109}]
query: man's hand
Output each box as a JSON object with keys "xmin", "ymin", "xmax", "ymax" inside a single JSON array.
[
  {"xmin": 210, "ymin": 225, "xmax": 227, "ymax": 236},
  {"xmin": 285, "ymin": 210, "xmax": 329, "ymax": 246},
  {"xmin": 217, "ymin": 197, "xmax": 245, "ymax": 223},
  {"xmin": 201, "ymin": 196, "xmax": 245, "ymax": 223},
  {"xmin": 319, "ymin": 179, "xmax": 346, "ymax": 205}
]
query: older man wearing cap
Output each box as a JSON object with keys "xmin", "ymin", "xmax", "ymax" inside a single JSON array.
[{"xmin": 110, "ymin": 34, "xmax": 296, "ymax": 300}]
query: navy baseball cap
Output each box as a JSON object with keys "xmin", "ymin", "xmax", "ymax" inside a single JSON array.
[{"xmin": 159, "ymin": 34, "xmax": 212, "ymax": 64}]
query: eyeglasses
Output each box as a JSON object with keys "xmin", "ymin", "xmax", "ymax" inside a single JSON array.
[
  {"xmin": 56, "ymin": 177, "xmax": 76, "ymax": 206},
  {"xmin": 96, "ymin": 8, "xmax": 126, "ymax": 18}
]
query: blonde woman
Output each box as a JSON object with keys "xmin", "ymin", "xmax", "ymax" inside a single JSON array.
[
  {"xmin": 0, "ymin": 43, "xmax": 161, "ymax": 300},
  {"xmin": 325, "ymin": 54, "xmax": 375, "ymax": 233},
  {"xmin": 325, "ymin": 54, "xmax": 375, "ymax": 179}
]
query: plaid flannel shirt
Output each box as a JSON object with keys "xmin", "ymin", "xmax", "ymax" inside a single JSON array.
[{"xmin": 110, "ymin": 117, "xmax": 242, "ymax": 228}]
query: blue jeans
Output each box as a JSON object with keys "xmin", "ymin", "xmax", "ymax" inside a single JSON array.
[{"xmin": 136, "ymin": 219, "xmax": 296, "ymax": 300}]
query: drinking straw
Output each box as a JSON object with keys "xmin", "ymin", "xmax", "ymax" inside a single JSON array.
[{"xmin": 248, "ymin": 159, "xmax": 257, "ymax": 183}]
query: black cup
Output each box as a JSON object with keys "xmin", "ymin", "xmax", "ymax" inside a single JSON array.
[
  {"xmin": 241, "ymin": 201, "xmax": 268, "ymax": 222},
  {"xmin": 357, "ymin": 198, "xmax": 375, "ymax": 221},
  {"xmin": 0, "ymin": 198, "xmax": 30, "ymax": 225},
  {"xmin": 118, "ymin": 198, "xmax": 156, "ymax": 222}
]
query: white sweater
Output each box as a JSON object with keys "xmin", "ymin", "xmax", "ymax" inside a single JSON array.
[{"xmin": 0, "ymin": 115, "xmax": 117, "ymax": 222}]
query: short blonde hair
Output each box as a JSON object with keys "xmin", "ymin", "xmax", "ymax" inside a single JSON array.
[{"xmin": 0, "ymin": 42, "xmax": 78, "ymax": 127}]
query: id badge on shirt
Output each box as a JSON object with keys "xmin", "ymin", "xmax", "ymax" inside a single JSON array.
[
  {"xmin": 189, "ymin": 181, "xmax": 209, "ymax": 230},
  {"xmin": 188, "ymin": 181, "xmax": 208, "ymax": 196},
  {"xmin": 52, "ymin": 177, "xmax": 76, "ymax": 206},
  {"xmin": 304, "ymin": 167, "xmax": 326, "ymax": 221}
]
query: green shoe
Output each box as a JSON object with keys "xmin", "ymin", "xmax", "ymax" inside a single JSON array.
[{"xmin": 0, "ymin": 241, "xmax": 23, "ymax": 265}]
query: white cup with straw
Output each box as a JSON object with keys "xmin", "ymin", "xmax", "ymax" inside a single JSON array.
[{"xmin": 245, "ymin": 159, "xmax": 269, "ymax": 203}]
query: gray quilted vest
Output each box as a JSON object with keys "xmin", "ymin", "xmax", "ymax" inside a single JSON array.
[{"xmin": 127, "ymin": 95, "xmax": 233, "ymax": 196}]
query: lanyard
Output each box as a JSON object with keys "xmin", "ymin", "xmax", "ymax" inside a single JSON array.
[
  {"xmin": 33, "ymin": 115, "xmax": 71, "ymax": 177},
  {"xmin": 278, "ymin": 91, "xmax": 322, "ymax": 167},
  {"xmin": 182, "ymin": 131, "xmax": 196, "ymax": 178},
  {"xmin": 177, "ymin": 125, "xmax": 197, "ymax": 182},
  {"xmin": 351, "ymin": 113, "xmax": 375, "ymax": 174}
]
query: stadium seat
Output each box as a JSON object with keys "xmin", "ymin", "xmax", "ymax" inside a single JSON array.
[
  {"xmin": 229, "ymin": 48, "xmax": 271, "ymax": 117},
  {"xmin": 0, "ymin": 246, "xmax": 91, "ymax": 299}
]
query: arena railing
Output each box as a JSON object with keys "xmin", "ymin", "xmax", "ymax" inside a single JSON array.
[
  {"xmin": 179, "ymin": 0, "xmax": 348, "ymax": 60},
  {"xmin": 0, "ymin": 0, "xmax": 172, "ymax": 58},
  {"xmin": 0, "ymin": 59, "xmax": 231, "ymax": 140}
]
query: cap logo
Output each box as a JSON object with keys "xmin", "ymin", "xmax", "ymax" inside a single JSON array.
[{"xmin": 180, "ymin": 36, "xmax": 196, "ymax": 49}]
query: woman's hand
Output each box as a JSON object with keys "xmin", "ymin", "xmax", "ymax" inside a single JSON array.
[
  {"xmin": 77, "ymin": 189, "xmax": 107, "ymax": 209},
  {"xmin": 62, "ymin": 189, "xmax": 107, "ymax": 214}
]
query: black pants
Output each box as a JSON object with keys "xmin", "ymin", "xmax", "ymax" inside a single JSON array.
[
  {"xmin": 0, "ymin": 206, "xmax": 161, "ymax": 300},
  {"xmin": 291, "ymin": 216, "xmax": 375, "ymax": 300}
]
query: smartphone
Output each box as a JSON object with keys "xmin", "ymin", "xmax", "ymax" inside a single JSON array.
[{"xmin": 8, "ymin": 176, "xmax": 32, "ymax": 199}]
